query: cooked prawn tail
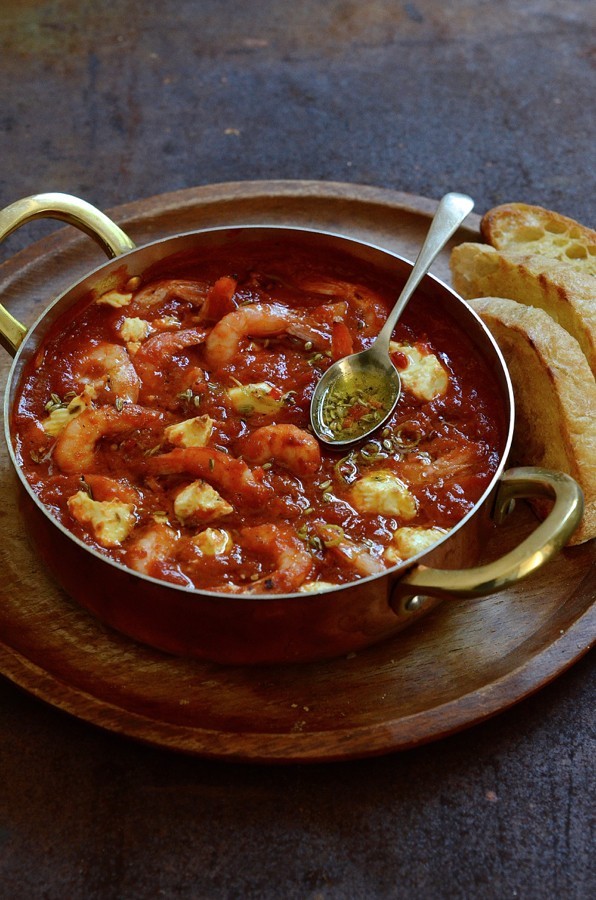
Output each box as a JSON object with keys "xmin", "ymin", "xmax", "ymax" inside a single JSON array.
[
  {"xmin": 129, "ymin": 279, "xmax": 209, "ymax": 312},
  {"xmin": 145, "ymin": 447, "xmax": 270, "ymax": 503},
  {"xmin": 239, "ymin": 524, "xmax": 314, "ymax": 593},
  {"xmin": 313, "ymin": 522, "xmax": 385, "ymax": 576},
  {"xmin": 239, "ymin": 424, "xmax": 322, "ymax": 477},
  {"xmin": 53, "ymin": 404, "xmax": 166, "ymax": 474}
]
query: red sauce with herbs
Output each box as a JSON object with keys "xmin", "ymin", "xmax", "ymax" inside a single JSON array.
[{"xmin": 12, "ymin": 240, "xmax": 507, "ymax": 593}]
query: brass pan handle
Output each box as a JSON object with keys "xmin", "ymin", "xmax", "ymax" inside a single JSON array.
[
  {"xmin": 0, "ymin": 192, "xmax": 136, "ymax": 356},
  {"xmin": 393, "ymin": 467, "xmax": 583, "ymax": 608}
]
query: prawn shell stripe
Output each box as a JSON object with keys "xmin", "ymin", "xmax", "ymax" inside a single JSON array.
[{"xmin": 130, "ymin": 279, "xmax": 208, "ymax": 310}]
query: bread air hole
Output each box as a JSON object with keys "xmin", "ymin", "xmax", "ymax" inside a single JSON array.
[
  {"xmin": 514, "ymin": 226, "xmax": 544, "ymax": 242},
  {"xmin": 565, "ymin": 244, "xmax": 587, "ymax": 260}
]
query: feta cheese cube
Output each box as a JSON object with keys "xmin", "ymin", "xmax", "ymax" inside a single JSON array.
[
  {"xmin": 165, "ymin": 415, "xmax": 214, "ymax": 448},
  {"xmin": 298, "ymin": 581, "xmax": 337, "ymax": 593},
  {"xmin": 227, "ymin": 382, "xmax": 283, "ymax": 416},
  {"xmin": 174, "ymin": 480, "xmax": 233, "ymax": 524},
  {"xmin": 67, "ymin": 491, "xmax": 136, "ymax": 547},
  {"xmin": 42, "ymin": 393, "xmax": 89, "ymax": 436},
  {"xmin": 192, "ymin": 527, "xmax": 233, "ymax": 556},
  {"xmin": 383, "ymin": 526, "xmax": 448, "ymax": 564},
  {"xmin": 96, "ymin": 289, "xmax": 133, "ymax": 308},
  {"xmin": 389, "ymin": 342, "xmax": 449, "ymax": 401},
  {"xmin": 350, "ymin": 469, "xmax": 417, "ymax": 518},
  {"xmin": 118, "ymin": 317, "xmax": 152, "ymax": 343}
]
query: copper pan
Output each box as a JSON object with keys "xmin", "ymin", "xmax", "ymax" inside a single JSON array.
[{"xmin": 0, "ymin": 194, "xmax": 583, "ymax": 664}]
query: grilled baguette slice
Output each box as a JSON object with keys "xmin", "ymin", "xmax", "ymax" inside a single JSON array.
[
  {"xmin": 450, "ymin": 243, "xmax": 596, "ymax": 376},
  {"xmin": 481, "ymin": 203, "xmax": 596, "ymax": 277},
  {"xmin": 468, "ymin": 297, "xmax": 595, "ymax": 544}
]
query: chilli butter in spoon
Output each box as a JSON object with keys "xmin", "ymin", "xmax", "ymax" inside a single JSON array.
[{"xmin": 310, "ymin": 192, "xmax": 475, "ymax": 447}]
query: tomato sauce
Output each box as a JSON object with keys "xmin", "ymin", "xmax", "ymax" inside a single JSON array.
[{"xmin": 12, "ymin": 239, "xmax": 508, "ymax": 593}]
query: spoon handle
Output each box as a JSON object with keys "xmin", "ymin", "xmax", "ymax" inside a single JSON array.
[{"xmin": 376, "ymin": 191, "xmax": 474, "ymax": 348}]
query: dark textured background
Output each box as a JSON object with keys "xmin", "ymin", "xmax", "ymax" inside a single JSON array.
[
  {"xmin": 2, "ymin": 0, "xmax": 595, "ymax": 240},
  {"xmin": 0, "ymin": 2, "xmax": 594, "ymax": 898}
]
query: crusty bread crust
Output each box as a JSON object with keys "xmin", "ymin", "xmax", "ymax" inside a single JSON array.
[
  {"xmin": 481, "ymin": 203, "xmax": 596, "ymax": 277},
  {"xmin": 450, "ymin": 243, "xmax": 596, "ymax": 375},
  {"xmin": 468, "ymin": 297, "xmax": 595, "ymax": 544}
]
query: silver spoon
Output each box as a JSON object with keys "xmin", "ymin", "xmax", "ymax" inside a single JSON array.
[{"xmin": 310, "ymin": 191, "xmax": 475, "ymax": 447}]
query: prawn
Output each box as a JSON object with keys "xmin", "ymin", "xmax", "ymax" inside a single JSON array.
[
  {"xmin": 285, "ymin": 302, "xmax": 348, "ymax": 352},
  {"xmin": 76, "ymin": 473, "xmax": 140, "ymax": 505},
  {"xmin": 198, "ymin": 275, "xmax": 238, "ymax": 322},
  {"xmin": 132, "ymin": 328, "xmax": 207, "ymax": 403},
  {"xmin": 53, "ymin": 404, "xmax": 165, "ymax": 474},
  {"xmin": 37, "ymin": 474, "xmax": 140, "ymax": 517},
  {"xmin": 129, "ymin": 279, "xmax": 209, "ymax": 312},
  {"xmin": 396, "ymin": 442, "xmax": 484, "ymax": 487},
  {"xmin": 145, "ymin": 446, "xmax": 270, "ymax": 504},
  {"xmin": 70, "ymin": 342, "xmax": 141, "ymax": 404},
  {"xmin": 298, "ymin": 277, "xmax": 387, "ymax": 337},
  {"xmin": 203, "ymin": 302, "xmax": 340, "ymax": 368},
  {"xmin": 238, "ymin": 523, "xmax": 314, "ymax": 593},
  {"xmin": 239, "ymin": 424, "xmax": 321, "ymax": 477},
  {"xmin": 125, "ymin": 521, "xmax": 191, "ymax": 586},
  {"xmin": 314, "ymin": 523, "xmax": 386, "ymax": 577}
]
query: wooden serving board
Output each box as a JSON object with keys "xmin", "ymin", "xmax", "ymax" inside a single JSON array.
[{"xmin": 0, "ymin": 181, "xmax": 594, "ymax": 763}]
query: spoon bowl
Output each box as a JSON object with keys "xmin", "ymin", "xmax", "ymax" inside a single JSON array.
[
  {"xmin": 310, "ymin": 192, "xmax": 475, "ymax": 447},
  {"xmin": 309, "ymin": 344, "xmax": 402, "ymax": 447}
]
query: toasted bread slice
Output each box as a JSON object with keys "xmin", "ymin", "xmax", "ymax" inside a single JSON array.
[
  {"xmin": 481, "ymin": 203, "xmax": 596, "ymax": 277},
  {"xmin": 469, "ymin": 297, "xmax": 595, "ymax": 544},
  {"xmin": 450, "ymin": 243, "xmax": 596, "ymax": 376}
]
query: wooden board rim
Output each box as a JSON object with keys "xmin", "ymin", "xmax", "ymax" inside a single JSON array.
[
  {"xmin": 0, "ymin": 597, "xmax": 594, "ymax": 763},
  {"xmin": 0, "ymin": 180, "xmax": 593, "ymax": 762}
]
